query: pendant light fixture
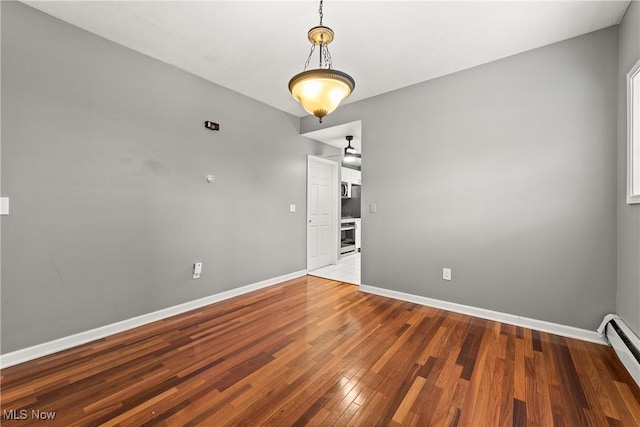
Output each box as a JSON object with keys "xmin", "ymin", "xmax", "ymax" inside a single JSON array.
[
  {"xmin": 343, "ymin": 135, "xmax": 360, "ymax": 163},
  {"xmin": 288, "ymin": 0, "xmax": 355, "ymax": 123}
]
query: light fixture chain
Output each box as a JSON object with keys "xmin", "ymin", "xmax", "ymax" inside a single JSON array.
[
  {"xmin": 322, "ymin": 45, "xmax": 333, "ymax": 69},
  {"xmin": 303, "ymin": 44, "xmax": 316, "ymax": 71},
  {"xmin": 318, "ymin": 0, "xmax": 323, "ymax": 25}
]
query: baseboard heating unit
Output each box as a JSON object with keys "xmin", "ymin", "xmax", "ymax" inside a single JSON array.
[{"xmin": 599, "ymin": 314, "xmax": 640, "ymax": 388}]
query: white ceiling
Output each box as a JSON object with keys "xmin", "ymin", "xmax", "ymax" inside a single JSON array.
[
  {"xmin": 302, "ymin": 120, "xmax": 362, "ymax": 152},
  {"xmin": 24, "ymin": 0, "xmax": 630, "ymax": 122}
]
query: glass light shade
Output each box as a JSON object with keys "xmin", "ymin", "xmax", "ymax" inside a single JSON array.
[{"xmin": 289, "ymin": 69, "xmax": 355, "ymax": 122}]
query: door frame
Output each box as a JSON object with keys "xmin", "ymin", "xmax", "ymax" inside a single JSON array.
[{"xmin": 307, "ymin": 155, "xmax": 339, "ymax": 271}]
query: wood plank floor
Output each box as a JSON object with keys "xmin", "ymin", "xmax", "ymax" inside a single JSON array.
[{"xmin": 1, "ymin": 275, "xmax": 639, "ymax": 426}]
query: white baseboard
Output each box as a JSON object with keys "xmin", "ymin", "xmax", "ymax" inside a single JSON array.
[
  {"xmin": 0, "ymin": 270, "xmax": 307, "ymax": 369},
  {"xmin": 359, "ymin": 284, "xmax": 607, "ymax": 345}
]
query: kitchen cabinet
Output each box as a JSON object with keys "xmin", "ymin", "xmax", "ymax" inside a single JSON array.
[
  {"xmin": 352, "ymin": 170, "xmax": 361, "ymax": 185},
  {"xmin": 341, "ymin": 167, "xmax": 361, "ymax": 185},
  {"xmin": 355, "ymin": 219, "xmax": 361, "ymax": 251},
  {"xmin": 341, "ymin": 167, "xmax": 352, "ymax": 184}
]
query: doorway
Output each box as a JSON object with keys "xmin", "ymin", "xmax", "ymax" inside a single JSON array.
[{"xmin": 303, "ymin": 121, "xmax": 362, "ymax": 285}]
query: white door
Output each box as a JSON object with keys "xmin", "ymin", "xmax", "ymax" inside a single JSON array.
[{"xmin": 307, "ymin": 156, "xmax": 337, "ymax": 271}]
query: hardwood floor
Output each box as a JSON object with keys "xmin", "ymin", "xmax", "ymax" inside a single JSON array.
[{"xmin": 1, "ymin": 275, "xmax": 639, "ymax": 426}]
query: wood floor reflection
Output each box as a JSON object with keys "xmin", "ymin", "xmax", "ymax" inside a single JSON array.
[{"xmin": 1, "ymin": 275, "xmax": 639, "ymax": 426}]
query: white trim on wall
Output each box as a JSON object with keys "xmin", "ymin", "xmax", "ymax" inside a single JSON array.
[
  {"xmin": 627, "ymin": 57, "xmax": 640, "ymax": 204},
  {"xmin": 0, "ymin": 270, "xmax": 307, "ymax": 369},
  {"xmin": 359, "ymin": 284, "xmax": 607, "ymax": 345}
]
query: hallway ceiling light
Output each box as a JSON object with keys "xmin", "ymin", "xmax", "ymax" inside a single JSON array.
[
  {"xmin": 343, "ymin": 135, "xmax": 360, "ymax": 163},
  {"xmin": 288, "ymin": 0, "xmax": 355, "ymax": 123}
]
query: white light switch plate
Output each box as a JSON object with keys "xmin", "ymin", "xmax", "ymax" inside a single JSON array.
[
  {"xmin": 370, "ymin": 203, "xmax": 377, "ymax": 213},
  {"xmin": 289, "ymin": 204, "xmax": 296, "ymax": 212},
  {"xmin": 193, "ymin": 262, "xmax": 202, "ymax": 279},
  {"xmin": 0, "ymin": 197, "xmax": 9, "ymax": 215}
]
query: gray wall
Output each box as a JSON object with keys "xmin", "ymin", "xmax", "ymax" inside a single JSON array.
[
  {"xmin": 0, "ymin": 2, "xmax": 338, "ymax": 353},
  {"xmin": 302, "ymin": 27, "xmax": 619, "ymax": 330},
  {"xmin": 617, "ymin": 1, "xmax": 640, "ymax": 337}
]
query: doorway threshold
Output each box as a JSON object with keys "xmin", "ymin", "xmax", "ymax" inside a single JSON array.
[{"xmin": 309, "ymin": 252, "xmax": 361, "ymax": 285}]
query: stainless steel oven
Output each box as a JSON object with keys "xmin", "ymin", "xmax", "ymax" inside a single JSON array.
[{"xmin": 340, "ymin": 219, "xmax": 356, "ymax": 255}]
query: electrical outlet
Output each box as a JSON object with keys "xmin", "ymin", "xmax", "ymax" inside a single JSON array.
[
  {"xmin": 370, "ymin": 203, "xmax": 377, "ymax": 213},
  {"xmin": 289, "ymin": 204, "xmax": 296, "ymax": 212},
  {"xmin": 193, "ymin": 262, "xmax": 202, "ymax": 279},
  {"xmin": 443, "ymin": 268, "xmax": 452, "ymax": 281}
]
